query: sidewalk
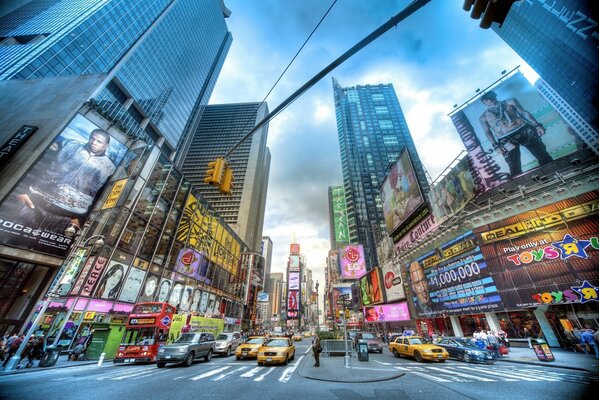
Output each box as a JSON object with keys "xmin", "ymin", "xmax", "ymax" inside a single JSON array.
[
  {"xmin": 0, "ymin": 355, "xmax": 98, "ymax": 376},
  {"xmin": 298, "ymin": 354, "xmax": 405, "ymax": 383},
  {"xmin": 498, "ymin": 346, "xmax": 599, "ymax": 372}
]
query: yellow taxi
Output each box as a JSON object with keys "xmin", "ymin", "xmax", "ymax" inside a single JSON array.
[
  {"xmin": 292, "ymin": 333, "xmax": 303, "ymax": 341},
  {"xmin": 388, "ymin": 336, "xmax": 449, "ymax": 362},
  {"xmin": 257, "ymin": 337, "xmax": 296, "ymax": 366},
  {"xmin": 303, "ymin": 331, "xmax": 313, "ymax": 338},
  {"xmin": 235, "ymin": 336, "xmax": 265, "ymax": 360}
]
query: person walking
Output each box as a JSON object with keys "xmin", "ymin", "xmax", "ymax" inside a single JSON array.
[
  {"xmin": 580, "ymin": 328, "xmax": 599, "ymax": 360},
  {"xmin": 2, "ymin": 334, "xmax": 24, "ymax": 368},
  {"xmin": 312, "ymin": 335, "xmax": 321, "ymax": 367}
]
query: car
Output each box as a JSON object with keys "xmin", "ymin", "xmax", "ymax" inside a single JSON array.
[
  {"xmin": 436, "ymin": 337, "xmax": 496, "ymax": 364},
  {"xmin": 292, "ymin": 333, "xmax": 303, "ymax": 341},
  {"xmin": 257, "ymin": 337, "xmax": 296, "ymax": 366},
  {"xmin": 235, "ymin": 336, "xmax": 265, "ymax": 360},
  {"xmin": 303, "ymin": 331, "xmax": 313, "ymax": 338},
  {"xmin": 214, "ymin": 331, "xmax": 241, "ymax": 357},
  {"xmin": 156, "ymin": 332, "xmax": 215, "ymax": 368},
  {"xmin": 355, "ymin": 332, "xmax": 383, "ymax": 353},
  {"xmin": 388, "ymin": 336, "xmax": 449, "ymax": 362}
]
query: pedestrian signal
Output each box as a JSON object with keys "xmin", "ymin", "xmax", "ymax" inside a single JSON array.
[{"xmin": 204, "ymin": 158, "xmax": 226, "ymax": 186}]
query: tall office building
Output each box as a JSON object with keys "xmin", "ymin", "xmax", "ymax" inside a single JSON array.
[
  {"xmin": 179, "ymin": 103, "xmax": 271, "ymax": 252},
  {"xmin": 268, "ymin": 272, "xmax": 284, "ymax": 320},
  {"xmin": 492, "ymin": 1, "xmax": 598, "ymax": 132},
  {"xmin": 332, "ymin": 78, "xmax": 427, "ymax": 268},
  {"xmin": 261, "ymin": 236, "xmax": 273, "ymax": 293}
]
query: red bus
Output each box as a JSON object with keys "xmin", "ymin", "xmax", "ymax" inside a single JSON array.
[{"xmin": 113, "ymin": 302, "xmax": 177, "ymax": 364}]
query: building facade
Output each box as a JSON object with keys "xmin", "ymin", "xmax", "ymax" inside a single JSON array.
[
  {"xmin": 178, "ymin": 103, "xmax": 271, "ymax": 252},
  {"xmin": 260, "ymin": 236, "xmax": 273, "ymax": 293},
  {"xmin": 332, "ymin": 78, "xmax": 428, "ymax": 269}
]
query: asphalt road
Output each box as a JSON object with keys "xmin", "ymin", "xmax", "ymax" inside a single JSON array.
[{"xmin": 1, "ymin": 342, "xmax": 596, "ymax": 400}]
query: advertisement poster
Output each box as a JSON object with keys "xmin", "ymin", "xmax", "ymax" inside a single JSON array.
[
  {"xmin": 338, "ymin": 244, "xmax": 367, "ymax": 279},
  {"xmin": 288, "ymin": 272, "xmax": 300, "ymax": 290},
  {"xmin": 290, "ymin": 243, "xmax": 300, "ymax": 254},
  {"xmin": 428, "ymin": 157, "xmax": 478, "ymax": 224},
  {"xmin": 331, "ymin": 186, "xmax": 350, "ymax": 245},
  {"xmin": 473, "ymin": 191, "xmax": 599, "ymax": 308},
  {"xmin": 191, "ymin": 289, "xmax": 202, "ymax": 311},
  {"xmin": 257, "ymin": 292, "xmax": 269, "ymax": 302},
  {"xmin": 157, "ymin": 278, "xmax": 172, "ymax": 303},
  {"xmin": 380, "ymin": 257, "xmax": 406, "ymax": 302},
  {"xmin": 394, "ymin": 213, "xmax": 438, "ymax": 255},
  {"xmin": 359, "ymin": 268, "xmax": 384, "ymax": 306},
  {"xmin": 138, "ymin": 274, "xmax": 160, "ymax": 302},
  {"xmin": 364, "ymin": 302, "xmax": 410, "ymax": 322},
  {"xmin": 289, "ymin": 255, "xmax": 300, "ymax": 271},
  {"xmin": 199, "ymin": 291, "xmax": 209, "ymax": 313},
  {"xmin": 451, "ymin": 72, "xmax": 583, "ymax": 191},
  {"xmin": 179, "ymin": 286, "xmax": 194, "ymax": 311},
  {"xmin": 380, "ymin": 149, "xmax": 425, "ymax": 235},
  {"xmin": 118, "ymin": 267, "xmax": 146, "ymax": 303},
  {"xmin": 406, "ymin": 231, "xmax": 504, "ymax": 318},
  {"xmin": 0, "ymin": 113, "xmax": 127, "ymax": 256},
  {"xmin": 174, "ymin": 247, "xmax": 209, "ymax": 281},
  {"xmin": 96, "ymin": 260, "xmax": 130, "ymax": 300},
  {"xmin": 169, "ymin": 282, "xmax": 184, "ymax": 306},
  {"xmin": 288, "ymin": 290, "xmax": 299, "ymax": 311}
]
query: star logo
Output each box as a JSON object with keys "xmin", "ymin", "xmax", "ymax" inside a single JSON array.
[
  {"xmin": 571, "ymin": 281, "xmax": 599, "ymax": 304},
  {"xmin": 552, "ymin": 234, "xmax": 591, "ymax": 260}
]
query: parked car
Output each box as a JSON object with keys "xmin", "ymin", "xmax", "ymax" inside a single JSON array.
[
  {"xmin": 214, "ymin": 331, "xmax": 241, "ymax": 357},
  {"xmin": 156, "ymin": 332, "xmax": 215, "ymax": 368},
  {"xmin": 435, "ymin": 337, "xmax": 495, "ymax": 364},
  {"xmin": 235, "ymin": 336, "xmax": 265, "ymax": 360},
  {"xmin": 257, "ymin": 337, "xmax": 296, "ymax": 366},
  {"xmin": 388, "ymin": 336, "xmax": 449, "ymax": 362},
  {"xmin": 355, "ymin": 332, "xmax": 383, "ymax": 353}
]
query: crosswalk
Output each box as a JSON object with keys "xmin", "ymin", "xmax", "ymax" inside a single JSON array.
[{"xmin": 390, "ymin": 362, "xmax": 598, "ymax": 385}]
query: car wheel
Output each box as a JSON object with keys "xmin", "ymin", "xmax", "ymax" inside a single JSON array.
[
  {"xmin": 236, "ymin": 355, "xmax": 241, "ymax": 360},
  {"xmin": 379, "ymin": 349, "xmax": 383, "ymax": 354},
  {"xmin": 439, "ymin": 359, "xmax": 446, "ymax": 363},
  {"xmin": 156, "ymin": 362, "xmax": 166, "ymax": 368},
  {"xmin": 258, "ymin": 361, "xmax": 263, "ymax": 366},
  {"xmin": 414, "ymin": 351, "xmax": 423, "ymax": 362},
  {"xmin": 463, "ymin": 353, "xmax": 471, "ymax": 363},
  {"xmin": 283, "ymin": 355, "xmax": 288, "ymax": 365},
  {"xmin": 392, "ymin": 348, "xmax": 399, "ymax": 358},
  {"xmin": 184, "ymin": 352, "xmax": 194, "ymax": 367},
  {"xmin": 205, "ymin": 350, "xmax": 212, "ymax": 362},
  {"xmin": 225, "ymin": 347, "xmax": 231, "ymax": 357}
]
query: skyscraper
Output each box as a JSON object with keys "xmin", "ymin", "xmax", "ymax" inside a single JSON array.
[
  {"xmin": 178, "ymin": 103, "xmax": 271, "ymax": 252},
  {"xmin": 261, "ymin": 236, "xmax": 273, "ymax": 293},
  {"xmin": 492, "ymin": 1, "xmax": 598, "ymax": 132},
  {"xmin": 332, "ymin": 78, "xmax": 427, "ymax": 269}
]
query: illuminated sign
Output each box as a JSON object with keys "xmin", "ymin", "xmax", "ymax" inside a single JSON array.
[{"xmin": 128, "ymin": 317, "xmax": 156, "ymax": 325}]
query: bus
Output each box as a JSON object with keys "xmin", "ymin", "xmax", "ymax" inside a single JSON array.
[{"xmin": 113, "ymin": 302, "xmax": 177, "ymax": 364}]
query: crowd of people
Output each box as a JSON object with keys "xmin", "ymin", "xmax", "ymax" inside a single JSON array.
[{"xmin": 0, "ymin": 333, "xmax": 45, "ymax": 369}]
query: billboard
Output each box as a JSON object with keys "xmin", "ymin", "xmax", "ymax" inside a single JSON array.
[
  {"xmin": 288, "ymin": 272, "xmax": 300, "ymax": 290},
  {"xmin": 380, "ymin": 149, "xmax": 425, "ymax": 235},
  {"xmin": 0, "ymin": 113, "xmax": 127, "ymax": 256},
  {"xmin": 394, "ymin": 213, "xmax": 438, "ymax": 255},
  {"xmin": 338, "ymin": 244, "xmax": 367, "ymax": 279},
  {"xmin": 331, "ymin": 186, "xmax": 350, "ymax": 244},
  {"xmin": 174, "ymin": 248, "xmax": 209, "ymax": 282},
  {"xmin": 287, "ymin": 290, "xmax": 299, "ymax": 311},
  {"xmin": 359, "ymin": 268, "xmax": 384, "ymax": 306},
  {"xmin": 380, "ymin": 257, "xmax": 406, "ymax": 302},
  {"xmin": 428, "ymin": 157, "xmax": 478, "ymax": 224},
  {"xmin": 364, "ymin": 302, "xmax": 410, "ymax": 322},
  {"xmin": 257, "ymin": 292, "xmax": 269, "ymax": 302},
  {"xmin": 289, "ymin": 255, "xmax": 300, "ymax": 271},
  {"xmin": 406, "ymin": 231, "xmax": 504, "ymax": 318},
  {"xmin": 473, "ymin": 191, "xmax": 599, "ymax": 309},
  {"xmin": 96, "ymin": 260, "xmax": 130, "ymax": 300},
  {"xmin": 290, "ymin": 243, "xmax": 300, "ymax": 254},
  {"xmin": 451, "ymin": 72, "xmax": 584, "ymax": 192}
]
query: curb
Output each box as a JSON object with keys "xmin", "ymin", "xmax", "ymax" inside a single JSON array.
[
  {"xmin": 498, "ymin": 358, "xmax": 595, "ymax": 373},
  {"xmin": 0, "ymin": 361, "xmax": 99, "ymax": 376},
  {"xmin": 297, "ymin": 356, "xmax": 406, "ymax": 383}
]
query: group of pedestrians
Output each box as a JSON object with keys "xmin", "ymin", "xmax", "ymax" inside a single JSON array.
[
  {"xmin": 473, "ymin": 329, "xmax": 509, "ymax": 359},
  {"xmin": 569, "ymin": 326, "xmax": 599, "ymax": 359},
  {"xmin": 1, "ymin": 333, "xmax": 45, "ymax": 369}
]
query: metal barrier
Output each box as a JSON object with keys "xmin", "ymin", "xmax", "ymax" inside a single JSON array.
[{"xmin": 321, "ymin": 340, "xmax": 354, "ymax": 357}]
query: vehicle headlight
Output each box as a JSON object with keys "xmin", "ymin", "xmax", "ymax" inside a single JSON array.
[
  {"xmin": 258, "ymin": 352, "xmax": 265, "ymax": 356},
  {"xmin": 422, "ymin": 349, "xmax": 432, "ymax": 353},
  {"xmin": 179, "ymin": 348, "xmax": 187, "ymax": 353}
]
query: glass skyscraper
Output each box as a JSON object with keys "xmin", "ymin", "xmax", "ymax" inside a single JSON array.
[
  {"xmin": 333, "ymin": 78, "xmax": 427, "ymax": 269},
  {"xmin": 492, "ymin": 1, "xmax": 598, "ymax": 132}
]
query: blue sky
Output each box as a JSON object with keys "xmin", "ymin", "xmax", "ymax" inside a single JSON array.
[{"xmin": 210, "ymin": 0, "xmax": 535, "ymax": 290}]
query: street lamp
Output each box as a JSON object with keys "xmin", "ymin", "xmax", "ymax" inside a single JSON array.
[
  {"xmin": 3, "ymin": 234, "xmax": 105, "ymax": 371},
  {"xmin": 315, "ymin": 281, "xmax": 319, "ymax": 331}
]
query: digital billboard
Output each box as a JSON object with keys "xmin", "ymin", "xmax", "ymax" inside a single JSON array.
[
  {"xmin": 257, "ymin": 292, "xmax": 269, "ymax": 302},
  {"xmin": 451, "ymin": 72, "xmax": 584, "ymax": 192},
  {"xmin": 288, "ymin": 272, "xmax": 300, "ymax": 290},
  {"xmin": 380, "ymin": 149, "xmax": 425, "ymax": 235},
  {"xmin": 359, "ymin": 267, "xmax": 384, "ymax": 306},
  {"xmin": 380, "ymin": 257, "xmax": 406, "ymax": 302},
  {"xmin": 338, "ymin": 244, "xmax": 367, "ymax": 279},
  {"xmin": 174, "ymin": 248, "xmax": 209, "ymax": 281},
  {"xmin": 287, "ymin": 290, "xmax": 299, "ymax": 311},
  {"xmin": 289, "ymin": 255, "xmax": 300, "ymax": 271},
  {"xmin": 331, "ymin": 186, "xmax": 350, "ymax": 245},
  {"xmin": 473, "ymin": 191, "xmax": 599, "ymax": 309},
  {"xmin": 428, "ymin": 156, "xmax": 478, "ymax": 225},
  {"xmin": 406, "ymin": 231, "xmax": 504, "ymax": 318},
  {"xmin": 364, "ymin": 302, "xmax": 410, "ymax": 322},
  {"xmin": 290, "ymin": 243, "xmax": 300, "ymax": 254},
  {"xmin": 0, "ymin": 113, "xmax": 127, "ymax": 256}
]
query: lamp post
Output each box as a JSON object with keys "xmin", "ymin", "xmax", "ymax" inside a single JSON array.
[
  {"xmin": 315, "ymin": 281, "xmax": 319, "ymax": 331},
  {"xmin": 3, "ymin": 234, "xmax": 104, "ymax": 371}
]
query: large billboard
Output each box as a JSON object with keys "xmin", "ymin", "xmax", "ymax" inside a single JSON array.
[
  {"xmin": 289, "ymin": 255, "xmax": 300, "ymax": 271},
  {"xmin": 364, "ymin": 302, "xmax": 410, "ymax": 322},
  {"xmin": 451, "ymin": 72, "xmax": 584, "ymax": 192},
  {"xmin": 380, "ymin": 257, "xmax": 406, "ymax": 302},
  {"xmin": 359, "ymin": 268, "xmax": 384, "ymax": 306},
  {"xmin": 331, "ymin": 186, "xmax": 350, "ymax": 245},
  {"xmin": 0, "ymin": 114, "xmax": 127, "ymax": 256},
  {"xmin": 380, "ymin": 149, "xmax": 425, "ymax": 235},
  {"xmin": 406, "ymin": 231, "xmax": 504, "ymax": 318},
  {"xmin": 428, "ymin": 157, "xmax": 478, "ymax": 225},
  {"xmin": 473, "ymin": 191, "xmax": 599, "ymax": 309},
  {"xmin": 287, "ymin": 290, "xmax": 299, "ymax": 311},
  {"xmin": 288, "ymin": 272, "xmax": 300, "ymax": 290},
  {"xmin": 338, "ymin": 244, "xmax": 367, "ymax": 279}
]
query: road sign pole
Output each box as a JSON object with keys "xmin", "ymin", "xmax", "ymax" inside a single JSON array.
[{"xmin": 343, "ymin": 304, "xmax": 350, "ymax": 368}]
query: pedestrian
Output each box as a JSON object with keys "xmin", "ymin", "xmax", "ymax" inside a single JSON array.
[
  {"xmin": 487, "ymin": 331, "xmax": 501, "ymax": 359},
  {"xmin": 593, "ymin": 327, "xmax": 599, "ymax": 350},
  {"xmin": 580, "ymin": 328, "xmax": 599, "ymax": 360},
  {"xmin": 312, "ymin": 335, "xmax": 321, "ymax": 367},
  {"xmin": 524, "ymin": 327, "xmax": 532, "ymax": 348},
  {"xmin": 2, "ymin": 334, "xmax": 24, "ymax": 368}
]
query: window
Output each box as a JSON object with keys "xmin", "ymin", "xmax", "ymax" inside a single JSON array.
[
  {"xmin": 379, "ymin": 120, "xmax": 393, "ymax": 129},
  {"xmin": 371, "ymin": 93, "xmax": 384, "ymax": 102},
  {"xmin": 375, "ymin": 106, "xmax": 388, "ymax": 114}
]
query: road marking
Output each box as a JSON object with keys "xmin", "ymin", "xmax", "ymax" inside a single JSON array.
[
  {"xmin": 190, "ymin": 366, "xmax": 230, "ymax": 380},
  {"xmin": 279, "ymin": 355, "xmax": 303, "ymax": 383},
  {"xmin": 112, "ymin": 368, "xmax": 166, "ymax": 380},
  {"xmin": 254, "ymin": 367, "xmax": 276, "ymax": 381},
  {"xmin": 452, "ymin": 366, "xmax": 518, "ymax": 381},
  {"xmin": 408, "ymin": 370, "xmax": 453, "ymax": 382},
  {"xmin": 473, "ymin": 366, "xmax": 553, "ymax": 381},
  {"xmin": 240, "ymin": 366, "xmax": 262, "ymax": 378},
  {"xmin": 374, "ymin": 360, "xmax": 392, "ymax": 366},
  {"xmin": 426, "ymin": 366, "xmax": 495, "ymax": 382},
  {"xmin": 213, "ymin": 366, "xmax": 248, "ymax": 381}
]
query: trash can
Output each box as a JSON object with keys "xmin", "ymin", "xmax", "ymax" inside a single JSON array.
[
  {"xmin": 530, "ymin": 339, "xmax": 555, "ymax": 362},
  {"xmin": 357, "ymin": 341, "xmax": 369, "ymax": 361},
  {"xmin": 39, "ymin": 345, "xmax": 62, "ymax": 368}
]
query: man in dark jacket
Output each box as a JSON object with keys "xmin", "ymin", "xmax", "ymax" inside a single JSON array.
[{"xmin": 312, "ymin": 336, "xmax": 321, "ymax": 367}]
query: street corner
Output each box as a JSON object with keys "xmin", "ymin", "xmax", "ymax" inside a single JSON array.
[{"xmin": 298, "ymin": 356, "xmax": 406, "ymax": 383}]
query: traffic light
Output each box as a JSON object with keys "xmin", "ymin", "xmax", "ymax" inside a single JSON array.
[
  {"xmin": 219, "ymin": 166, "xmax": 234, "ymax": 196},
  {"xmin": 345, "ymin": 309, "xmax": 351, "ymax": 319},
  {"xmin": 204, "ymin": 157, "xmax": 226, "ymax": 186},
  {"xmin": 335, "ymin": 309, "xmax": 340, "ymax": 319},
  {"xmin": 463, "ymin": 0, "xmax": 517, "ymax": 29}
]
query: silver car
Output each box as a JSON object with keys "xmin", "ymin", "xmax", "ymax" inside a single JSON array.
[
  {"xmin": 214, "ymin": 331, "xmax": 241, "ymax": 357},
  {"xmin": 156, "ymin": 332, "xmax": 215, "ymax": 368}
]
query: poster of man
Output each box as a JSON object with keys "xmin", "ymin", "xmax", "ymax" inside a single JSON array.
[
  {"xmin": 451, "ymin": 72, "xmax": 583, "ymax": 191},
  {"xmin": 0, "ymin": 114, "xmax": 126, "ymax": 256}
]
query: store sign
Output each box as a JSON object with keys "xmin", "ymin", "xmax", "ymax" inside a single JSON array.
[
  {"xmin": 394, "ymin": 213, "xmax": 438, "ymax": 254},
  {"xmin": 129, "ymin": 317, "xmax": 156, "ymax": 325},
  {"xmin": 80, "ymin": 256, "xmax": 108, "ymax": 297},
  {"xmin": 0, "ymin": 125, "xmax": 37, "ymax": 165},
  {"xmin": 101, "ymin": 178, "xmax": 128, "ymax": 210},
  {"xmin": 338, "ymin": 244, "xmax": 367, "ymax": 279},
  {"xmin": 83, "ymin": 311, "xmax": 96, "ymax": 320}
]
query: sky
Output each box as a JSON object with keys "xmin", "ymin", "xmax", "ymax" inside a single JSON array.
[{"xmin": 209, "ymin": 0, "xmax": 535, "ymax": 306}]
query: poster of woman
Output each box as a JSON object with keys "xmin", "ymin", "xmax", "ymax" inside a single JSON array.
[
  {"xmin": 157, "ymin": 279, "xmax": 172, "ymax": 303},
  {"xmin": 118, "ymin": 267, "xmax": 146, "ymax": 303},
  {"xmin": 96, "ymin": 261, "xmax": 128, "ymax": 300}
]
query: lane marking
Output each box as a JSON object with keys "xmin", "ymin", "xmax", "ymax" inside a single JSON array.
[
  {"xmin": 254, "ymin": 367, "xmax": 276, "ymax": 381},
  {"xmin": 190, "ymin": 366, "xmax": 230, "ymax": 381},
  {"xmin": 279, "ymin": 355, "xmax": 303, "ymax": 383},
  {"xmin": 213, "ymin": 366, "xmax": 248, "ymax": 381},
  {"xmin": 240, "ymin": 366, "xmax": 263, "ymax": 378},
  {"xmin": 426, "ymin": 366, "xmax": 495, "ymax": 382}
]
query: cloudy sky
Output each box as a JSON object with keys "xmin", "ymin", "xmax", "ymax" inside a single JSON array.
[{"xmin": 209, "ymin": 0, "xmax": 534, "ymax": 300}]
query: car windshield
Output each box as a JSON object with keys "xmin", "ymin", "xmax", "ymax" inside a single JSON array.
[
  {"xmin": 361, "ymin": 333, "xmax": 376, "ymax": 340},
  {"xmin": 266, "ymin": 339, "xmax": 288, "ymax": 347},
  {"xmin": 175, "ymin": 334, "xmax": 198, "ymax": 343},
  {"xmin": 216, "ymin": 334, "xmax": 230, "ymax": 340},
  {"xmin": 409, "ymin": 338, "xmax": 424, "ymax": 345},
  {"xmin": 457, "ymin": 338, "xmax": 478, "ymax": 348},
  {"xmin": 246, "ymin": 338, "xmax": 264, "ymax": 344}
]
